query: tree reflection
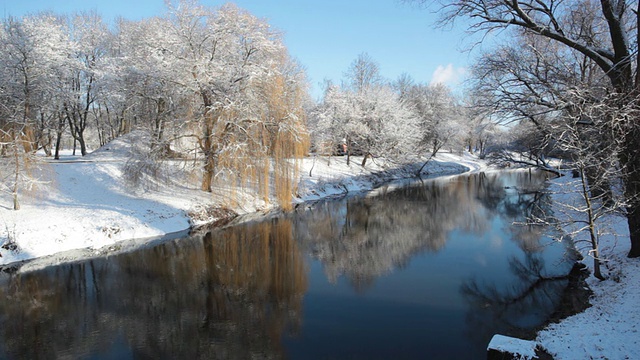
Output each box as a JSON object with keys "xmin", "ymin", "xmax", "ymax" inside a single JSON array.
[
  {"xmin": 460, "ymin": 248, "xmax": 577, "ymax": 351},
  {"xmin": 0, "ymin": 170, "xmax": 562, "ymax": 358},
  {"xmin": 295, "ymin": 170, "xmax": 553, "ymax": 292},
  {"xmin": 0, "ymin": 219, "xmax": 307, "ymax": 359}
]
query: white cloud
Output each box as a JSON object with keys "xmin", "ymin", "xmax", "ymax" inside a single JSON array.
[{"xmin": 430, "ymin": 64, "xmax": 467, "ymax": 86}]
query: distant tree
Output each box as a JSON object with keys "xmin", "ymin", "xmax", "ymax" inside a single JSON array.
[
  {"xmin": 460, "ymin": 94, "xmax": 499, "ymax": 156},
  {"xmin": 350, "ymin": 85, "xmax": 422, "ymax": 167},
  {"xmin": 111, "ymin": 16, "xmax": 185, "ymax": 153},
  {"xmin": 404, "ymin": 82, "xmax": 464, "ymax": 173},
  {"xmin": 342, "ymin": 52, "xmax": 384, "ymax": 165},
  {"xmin": 392, "ymin": 72, "xmax": 415, "ymax": 101},
  {"xmin": 344, "ymin": 52, "xmax": 382, "ymax": 92},
  {"xmin": 309, "ymin": 82, "xmax": 349, "ymax": 159},
  {"xmin": 312, "ymin": 55, "xmax": 421, "ymax": 168}
]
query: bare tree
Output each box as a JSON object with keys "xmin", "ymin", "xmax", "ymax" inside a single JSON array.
[
  {"xmin": 410, "ymin": 0, "xmax": 640, "ymax": 258},
  {"xmin": 344, "ymin": 52, "xmax": 382, "ymax": 92}
]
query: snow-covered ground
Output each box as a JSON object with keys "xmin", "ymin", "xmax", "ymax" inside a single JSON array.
[{"xmin": 535, "ymin": 173, "xmax": 640, "ymax": 360}]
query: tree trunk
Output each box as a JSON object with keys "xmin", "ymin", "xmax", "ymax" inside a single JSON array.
[
  {"xmin": 54, "ymin": 112, "xmax": 65, "ymax": 160},
  {"xmin": 201, "ymin": 155, "xmax": 215, "ymax": 192},
  {"xmin": 200, "ymin": 93, "xmax": 216, "ymax": 192},
  {"xmin": 615, "ymin": 62, "xmax": 640, "ymax": 257},
  {"xmin": 201, "ymin": 124, "xmax": 215, "ymax": 192},
  {"xmin": 623, "ymin": 129, "xmax": 640, "ymax": 257},
  {"xmin": 77, "ymin": 134, "xmax": 87, "ymax": 157},
  {"xmin": 361, "ymin": 153, "xmax": 369, "ymax": 167},
  {"xmin": 346, "ymin": 137, "xmax": 351, "ymax": 166},
  {"xmin": 13, "ymin": 144, "xmax": 20, "ymax": 211},
  {"xmin": 627, "ymin": 201, "xmax": 640, "ymax": 257},
  {"xmin": 417, "ymin": 156, "xmax": 432, "ymax": 176},
  {"xmin": 580, "ymin": 168, "xmax": 605, "ymax": 279},
  {"xmin": 54, "ymin": 131, "xmax": 62, "ymax": 160}
]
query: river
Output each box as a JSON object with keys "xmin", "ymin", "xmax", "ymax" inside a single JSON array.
[{"xmin": 0, "ymin": 170, "xmax": 576, "ymax": 359}]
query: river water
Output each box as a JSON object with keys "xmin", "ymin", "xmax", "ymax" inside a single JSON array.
[{"xmin": 0, "ymin": 170, "xmax": 576, "ymax": 359}]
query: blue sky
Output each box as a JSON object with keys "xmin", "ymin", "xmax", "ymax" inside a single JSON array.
[{"xmin": 2, "ymin": 0, "xmax": 476, "ymax": 99}]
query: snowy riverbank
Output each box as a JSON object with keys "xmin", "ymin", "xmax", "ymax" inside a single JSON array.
[
  {"xmin": 534, "ymin": 173, "xmax": 640, "ymax": 359},
  {"xmin": 0, "ymin": 138, "xmax": 480, "ymax": 267}
]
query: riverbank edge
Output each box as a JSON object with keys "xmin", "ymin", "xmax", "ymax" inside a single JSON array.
[
  {"xmin": 0, "ymin": 155, "xmax": 474, "ymax": 272},
  {"xmin": 192, "ymin": 158, "xmax": 477, "ymax": 231},
  {"xmin": 486, "ymin": 170, "xmax": 598, "ymax": 359},
  {"xmin": 486, "ymin": 261, "xmax": 592, "ymax": 359}
]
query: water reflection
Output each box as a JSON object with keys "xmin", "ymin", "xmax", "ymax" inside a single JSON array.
[
  {"xmin": 0, "ymin": 220, "xmax": 306, "ymax": 359},
  {"xmin": 294, "ymin": 170, "xmax": 558, "ymax": 290},
  {"xmin": 461, "ymin": 252, "xmax": 571, "ymax": 351},
  {"xmin": 0, "ymin": 170, "xmax": 574, "ymax": 359}
]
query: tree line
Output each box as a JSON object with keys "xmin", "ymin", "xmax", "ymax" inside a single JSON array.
[
  {"xmin": 3, "ymin": 0, "xmax": 635, "ymax": 280},
  {"xmin": 0, "ymin": 1, "xmax": 497, "ymax": 212},
  {"xmin": 310, "ymin": 53, "xmax": 498, "ymax": 169},
  {"xmin": 0, "ymin": 1, "xmax": 310, "ymax": 210}
]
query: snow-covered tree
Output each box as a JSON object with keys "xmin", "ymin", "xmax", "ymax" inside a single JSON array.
[
  {"xmin": 312, "ymin": 55, "xmax": 422, "ymax": 167},
  {"xmin": 348, "ymin": 85, "xmax": 421, "ymax": 166},
  {"xmin": 0, "ymin": 13, "xmax": 76, "ymax": 209},
  {"xmin": 400, "ymin": 82, "xmax": 467, "ymax": 173},
  {"xmin": 62, "ymin": 12, "xmax": 113, "ymax": 156},
  {"xmin": 127, "ymin": 1, "xmax": 310, "ymax": 208},
  {"xmin": 310, "ymin": 83, "xmax": 350, "ymax": 157},
  {"xmin": 109, "ymin": 16, "xmax": 186, "ymax": 152},
  {"xmin": 0, "ymin": 2, "xmax": 310, "ymax": 211}
]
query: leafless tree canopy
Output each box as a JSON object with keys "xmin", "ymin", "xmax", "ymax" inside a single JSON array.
[{"xmin": 406, "ymin": 0, "xmax": 640, "ymax": 259}]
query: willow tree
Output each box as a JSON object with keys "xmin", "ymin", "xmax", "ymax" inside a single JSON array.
[
  {"xmin": 157, "ymin": 1, "xmax": 308, "ymax": 208},
  {"xmin": 250, "ymin": 57, "xmax": 310, "ymax": 209}
]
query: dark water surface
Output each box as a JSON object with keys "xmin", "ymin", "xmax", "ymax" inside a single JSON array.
[{"xmin": 0, "ymin": 170, "xmax": 576, "ymax": 359}]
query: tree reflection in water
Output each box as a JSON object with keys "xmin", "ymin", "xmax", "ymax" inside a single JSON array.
[
  {"xmin": 0, "ymin": 170, "xmax": 575, "ymax": 359},
  {"xmin": 0, "ymin": 219, "xmax": 307, "ymax": 359},
  {"xmin": 295, "ymin": 170, "xmax": 561, "ymax": 292},
  {"xmin": 461, "ymin": 250, "xmax": 576, "ymax": 350}
]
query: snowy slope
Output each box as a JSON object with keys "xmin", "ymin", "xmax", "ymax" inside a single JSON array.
[{"xmin": 535, "ymin": 174, "xmax": 640, "ymax": 359}]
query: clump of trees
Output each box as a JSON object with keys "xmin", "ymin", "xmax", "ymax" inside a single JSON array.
[
  {"xmin": 2, "ymin": 0, "xmax": 512, "ymax": 215},
  {"xmin": 310, "ymin": 53, "xmax": 490, "ymax": 171},
  {"xmin": 0, "ymin": 0, "xmax": 309, "ymax": 210}
]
